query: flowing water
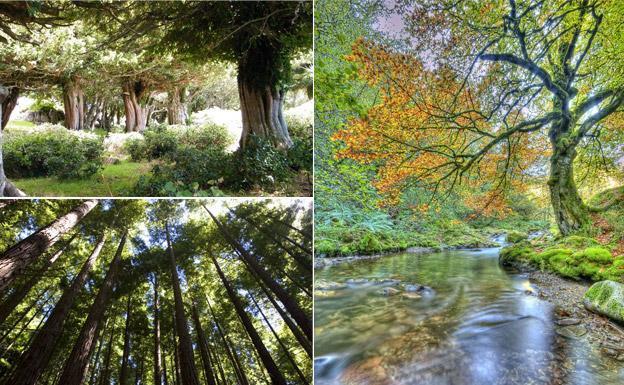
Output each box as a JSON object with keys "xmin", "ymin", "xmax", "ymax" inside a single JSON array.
[{"xmin": 314, "ymin": 247, "xmax": 624, "ymax": 385}]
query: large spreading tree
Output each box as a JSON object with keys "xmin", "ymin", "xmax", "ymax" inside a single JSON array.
[{"xmin": 333, "ymin": 0, "xmax": 624, "ymax": 235}]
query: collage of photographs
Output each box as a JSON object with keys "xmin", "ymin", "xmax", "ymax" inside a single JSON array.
[{"xmin": 0, "ymin": 0, "xmax": 623, "ymax": 384}]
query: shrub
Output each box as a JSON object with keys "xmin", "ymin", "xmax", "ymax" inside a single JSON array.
[
  {"xmin": 287, "ymin": 137, "xmax": 313, "ymax": 171},
  {"xmin": 229, "ymin": 135, "xmax": 290, "ymax": 189},
  {"xmin": 125, "ymin": 138, "xmax": 147, "ymax": 162},
  {"xmin": 4, "ymin": 130, "xmax": 103, "ymax": 179}
]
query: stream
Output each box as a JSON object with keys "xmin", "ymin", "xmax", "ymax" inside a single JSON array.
[{"xmin": 314, "ymin": 246, "xmax": 624, "ymax": 385}]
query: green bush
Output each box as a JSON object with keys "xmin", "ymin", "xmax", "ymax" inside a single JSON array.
[
  {"xmin": 125, "ymin": 138, "xmax": 147, "ymax": 162},
  {"xmin": 229, "ymin": 135, "xmax": 290, "ymax": 189},
  {"xmin": 287, "ymin": 137, "xmax": 313, "ymax": 171},
  {"xmin": 4, "ymin": 130, "xmax": 103, "ymax": 179}
]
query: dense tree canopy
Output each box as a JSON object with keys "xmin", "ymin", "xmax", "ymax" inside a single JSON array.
[{"xmin": 0, "ymin": 198, "xmax": 312, "ymax": 385}]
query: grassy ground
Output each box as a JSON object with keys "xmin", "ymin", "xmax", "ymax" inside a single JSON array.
[
  {"xmin": 12, "ymin": 161, "xmax": 152, "ymax": 197},
  {"xmin": 5, "ymin": 120, "xmax": 35, "ymax": 129}
]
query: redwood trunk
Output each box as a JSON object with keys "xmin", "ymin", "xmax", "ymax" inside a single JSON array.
[
  {"xmin": 167, "ymin": 87, "xmax": 188, "ymax": 125},
  {"xmin": 165, "ymin": 223, "xmax": 201, "ymax": 385},
  {"xmin": 206, "ymin": 299, "xmax": 249, "ymax": 385},
  {"xmin": 58, "ymin": 232, "xmax": 127, "ymax": 385},
  {"xmin": 210, "ymin": 253, "xmax": 287, "ymax": 385},
  {"xmin": 153, "ymin": 276, "xmax": 164, "ymax": 385},
  {"xmin": 204, "ymin": 206, "xmax": 311, "ymax": 340},
  {"xmin": 63, "ymin": 79, "xmax": 85, "ymax": 130},
  {"xmin": 119, "ymin": 295, "xmax": 132, "ymax": 385},
  {"xmin": 99, "ymin": 324, "xmax": 116, "ymax": 385},
  {"xmin": 237, "ymin": 44, "xmax": 293, "ymax": 150},
  {"xmin": 548, "ymin": 136, "xmax": 590, "ymax": 236},
  {"xmin": 0, "ymin": 232, "xmax": 77, "ymax": 325},
  {"xmin": 259, "ymin": 280, "xmax": 311, "ymax": 357},
  {"xmin": 8, "ymin": 235, "xmax": 106, "ymax": 385},
  {"xmin": 190, "ymin": 304, "xmax": 217, "ymax": 385},
  {"xmin": 0, "ymin": 200, "xmax": 98, "ymax": 292}
]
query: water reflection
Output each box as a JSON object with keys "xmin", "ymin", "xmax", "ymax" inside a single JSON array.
[{"xmin": 314, "ymin": 248, "xmax": 624, "ymax": 385}]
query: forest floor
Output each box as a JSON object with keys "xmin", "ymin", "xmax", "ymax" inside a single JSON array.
[{"xmin": 12, "ymin": 161, "xmax": 151, "ymax": 196}]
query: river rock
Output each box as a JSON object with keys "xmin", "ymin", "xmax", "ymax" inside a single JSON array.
[
  {"xmin": 346, "ymin": 278, "xmax": 370, "ymax": 285},
  {"xmin": 555, "ymin": 318, "xmax": 581, "ymax": 326},
  {"xmin": 583, "ymin": 280, "xmax": 624, "ymax": 324},
  {"xmin": 403, "ymin": 284, "xmax": 435, "ymax": 296},
  {"xmin": 377, "ymin": 287, "xmax": 400, "ymax": 296},
  {"xmin": 372, "ymin": 278, "xmax": 401, "ymax": 286},
  {"xmin": 316, "ymin": 279, "xmax": 347, "ymax": 291}
]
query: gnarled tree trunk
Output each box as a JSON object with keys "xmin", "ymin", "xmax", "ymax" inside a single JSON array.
[
  {"xmin": 167, "ymin": 87, "xmax": 188, "ymax": 125},
  {"xmin": 0, "ymin": 199, "xmax": 98, "ymax": 292},
  {"xmin": 122, "ymin": 80, "xmax": 147, "ymax": 132},
  {"xmin": 1, "ymin": 86, "xmax": 19, "ymax": 130},
  {"xmin": 58, "ymin": 232, "xmax": 127, "ymax": 385},
  {"xmin": 237, "ymin": 42, "xmax": 293, "ymax": 150},
  {"xmin": 7, "ymin": 235, "xmax": 106, "ymax": 385},
  {"xmin": 0, "ymin": 86, "xmax": 25, "ymax": 197},
  {"xmin": 548, "ymin": 129, "xmax": 590, "ymax": 236},
  {"xmin": 63, "ymin": 78, "xmax": 85, "ymax": 130}
]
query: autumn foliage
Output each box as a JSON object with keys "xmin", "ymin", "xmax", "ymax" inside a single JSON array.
[{"xmin": 332, "ymin": 38, "xmax": 546, "ymax": 217}]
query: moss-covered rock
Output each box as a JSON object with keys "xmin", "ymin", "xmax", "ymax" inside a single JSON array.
[
  {"xmin": 499, "ymin": 243, "xmax": 533, "ymax": 267},
  {"xmin": 507, "ymin": 230, "xmax": 528, "ymax": 244},
  {"xmin": 583, "ymin": 280, "xmax": 624, "ymax": 324}
]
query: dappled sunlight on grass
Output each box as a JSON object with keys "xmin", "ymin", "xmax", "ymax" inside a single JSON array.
[{"xmin": 12, "ymin": 161, "xmax": 152, "ymax": 197}]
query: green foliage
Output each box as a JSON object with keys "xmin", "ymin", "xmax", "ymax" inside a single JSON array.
[
  {"xmin": 231, "ymin": 135, "xmax": 291, "ymax": 189},
  {"xmin": 4, "ymin": 129, "xmax": 103, "ymax": 179},
  {"xmin": 507, "ymin": 231, "xmax": 529, "ymax": 244},
  {"xmin": 29, "ymin": 98, "xmax": 58, "ymax": 112}
]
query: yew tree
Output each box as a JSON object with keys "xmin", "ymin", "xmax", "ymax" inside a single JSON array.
[
  {"xmin": 109, "ymin": 1, "xmax": 312, "ymax": 149},
  {"xmin": 335, "ymin": 0, "xmax": 624, "ymax": 235}
]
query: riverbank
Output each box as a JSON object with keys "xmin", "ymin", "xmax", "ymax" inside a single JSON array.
[{"xmin": 517, "ymin": 267, "xmax": 624, "ymax": 361}]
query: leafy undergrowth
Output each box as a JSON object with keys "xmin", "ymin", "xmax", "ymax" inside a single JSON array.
[
  {"xmin": 315, "ymin": 208, "xmax": 546, "ymax": 258},
  {"xmin": 13, "ymin": 161, "xmax": 151, "ymax": 197},
  {"xmin": 501, "ymin": 186, "xmax": 624, "ymax": 283}
]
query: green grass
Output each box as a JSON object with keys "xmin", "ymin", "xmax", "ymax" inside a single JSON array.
[
  {"xmin": 12, "ymin": 161, "xmax": 151, "ymax": 197},
  {"xmin": 5, "ymin": 120, "xmax": 35, "ymax": 130}
]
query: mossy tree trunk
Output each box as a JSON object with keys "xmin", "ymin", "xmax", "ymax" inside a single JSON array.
[
  {"xmin": 1, "ymin": 86, "xmax": 18, "ymax": 130},
  {"xmin": 237, "ymin": 42, "xmax": 293, "ymax": 150},
  {"xmin": 548, "ymin": 124, "xmax": 590, "ymax": 236}
]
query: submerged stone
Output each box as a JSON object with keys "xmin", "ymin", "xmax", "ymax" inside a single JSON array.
[
  {"xmin": 377, "ymin": 287, "xmax": 400, "ymax": 296},
  {"xmin": 583, "ymin": 280, "xmax": 624, "ymax": 324}
]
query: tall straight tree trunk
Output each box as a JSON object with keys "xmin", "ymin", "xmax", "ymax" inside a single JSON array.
[
  {"xmin": 153, "ymin": 276, "xmax": 164, "ymax": 385},
  {"xmin": 209, "ymin": 254, "xmax": 287, "ymax": 385},
  {"xmin": 99, "ymin": 324, "xmax": 116, "ymax": 385},
  {"xmin": 1, "ymin": 86, "xmax": 19, "ymax": 130},
  {"xmin": 165, "ymin": 222, "xmax": 200, "ymax": 385},
  {"xmin": 8, "ymin": 235, "xmax": 106, "ymax": 385},
  {"xmin": 249, "ymin": 292, "xmax": 308, "ymax": 384},
  {"xmin": 63, "ymin": 78, "xmax": 85, "ymax": 130},
  {"xmin": 237, "ymin": 43, "xmax": 293, "ymax": 150},
  {"xmin": 0, "ymin": 232, "xmax": 78, "ymax": 325},
  {"xmin": 206, "ymin": 299, "xmax": 249, "ymax": 385},
  {"xmin": 190, "ymin": 304, "xmax": 217, "ymax": 385},
  {"xmin": 58, "ymin": 232, "xmax": 127, "ymax": 385},
  {"xmin": 122, "ymin": 81, "xmax": 147, "ymax": 132},
  {"xmin": 135, "ymin": 358, "xmax": 145, "ymax": 385},
  {"xmin": 208, "ymin": 338, "xmax": 225, "ymax": 385},
  {"xmin": 0, "ymin": 199, "xmax": 98, "ymax": 292},
  {"xmin": 119, "ymin": 294, "xmax": 132, "ymax": 385},
  {"xmin": 548, "ymin": 135, "xmax": 590, "ymax": 235},
  {"xmin": 167, "ymin": 87, "xmax": 188, "ymax": 125},
  {"xmin": 203, "ymin": 205, "xmax": 311, "ymax": 340},
  {"xmin": 89, "ymin": 318, "xmax": 109, "ymax": 385},
  {"xmin": 258, "ymin": 279, "xmax": 311, "ymax": 358}
]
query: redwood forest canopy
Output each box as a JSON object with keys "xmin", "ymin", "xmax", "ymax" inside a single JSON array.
[
  {"xmin": 0, "ymin": 1, "xmax": 312, "ymax": 197},
  {"xmin": 0, "ymin": 198, "xmax": 312, "ymax": 385}
]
